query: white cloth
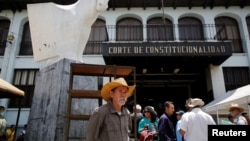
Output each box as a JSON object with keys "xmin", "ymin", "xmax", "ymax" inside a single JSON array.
[
  {"xmin": 179, "ymin": 108, "xmax": 216, "ymax": 141},
  {"xmin": 233, "ymin": 115, "xmax": 248, "ymax": 125}
]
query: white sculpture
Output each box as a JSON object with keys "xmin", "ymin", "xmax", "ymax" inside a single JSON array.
[{"xmin": 27, "ymin": 0, "xmax": 109, "ymax": 66}]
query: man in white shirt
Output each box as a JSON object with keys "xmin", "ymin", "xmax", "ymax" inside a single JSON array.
[{"xmin": 179, "ymin": 98, "xmax": 216, "ymax": 141}]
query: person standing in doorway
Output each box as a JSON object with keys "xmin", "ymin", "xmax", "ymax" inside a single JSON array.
[
  {"xmin": 86, "ymin": 77, "xmax": 135, "ymax": 141},
  {"xmin": 158, "ymin": 101, "xmax": 176, "ymax": 141},
  {"xmin": 179, "ymin": 98, "xmax": 216, "ymax": 141}
]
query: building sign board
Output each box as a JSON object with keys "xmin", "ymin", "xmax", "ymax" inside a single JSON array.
[{"xmin": 102, "ymin": 42, "xmax": 232, "ymax": 57}]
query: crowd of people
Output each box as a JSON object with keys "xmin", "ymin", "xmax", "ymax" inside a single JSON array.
[
  {"xmin": 86, "ymin": 77, "xmax": 250, "ymax": 141},
  {"xmin": 0, "ymin": 77, "xmax": 249, "ymax": 141},
  {"xmin": 0, "ymin": 76, "xmax": 248, "ymax": 141},
  {"xmin": 0, "ymin": 105, "xmax": 27, "ymax": 141}
]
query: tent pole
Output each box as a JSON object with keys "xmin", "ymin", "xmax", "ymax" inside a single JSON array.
[
  {"xmin": 216, "ymin": 107, "xmax": 219, "ymax": 124},
  {"xmin": 248, "ymin": 97, "xmax": 250, "ymax": 116},
  {"xmin": 13, "ymin": 97, "xmax": 22, "ymax": 141}
]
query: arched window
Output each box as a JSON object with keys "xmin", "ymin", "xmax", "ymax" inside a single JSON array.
[
  {"xmin": 147, "ymin": 17, "xmax": 174, "ymax": 41},
  {"xmin": 116, "ymin": 18, "xmax": 143, "ymax": 41},
  {"xmin": 85, "ymin": 19, "xmax": 107, "ymax": 54},
  {"xmin": 178, "ymin": 17, "xmax": 204, "ymax": 40},
  {"xmin": 88, "ymin": 19, "xmax": 108, "ymax": 42},
  {"xmin": 246, "ymin": 16, "xmax": 250, "ymax": 40},
  {"xmin": 19, "ymin": 22, "xmax": 33, "ymax": 55},
  {"xmin": 0, "ymin": 19, "xmax": 10, "ymax": 55},
  {"xmin": 215, "ymin": 16, "xmax": 243, "ymax": 53}
]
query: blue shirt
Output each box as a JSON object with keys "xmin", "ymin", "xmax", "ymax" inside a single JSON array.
[
  {"xmin": 176, "ymin": 120, "xmax": 182, "ymax": 141},
  {"xmin": 138, "ymin": 117, "xmax": 158, "ymax": 134}
]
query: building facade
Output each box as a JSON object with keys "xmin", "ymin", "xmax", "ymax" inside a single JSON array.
[{"xmin": 0, "ymin": 0, "xmax": 250, "ymax": 132}]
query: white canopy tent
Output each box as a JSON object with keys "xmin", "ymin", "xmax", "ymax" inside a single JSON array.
[
  {"xmin": 203, "ymin": 84, "xmax": 250, "ymax": 123},
  {"xmin": 203, "ymin": 89, "xmax": 236, "ymax": 115}
]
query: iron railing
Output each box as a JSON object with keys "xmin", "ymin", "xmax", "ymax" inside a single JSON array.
[
  {"xmin": 84, "ymin": 24, "xmax": 244, "ymax": 54},
  {"xmin": 0, "ymin": 24, "xmax": 244, "ymax": 56}
]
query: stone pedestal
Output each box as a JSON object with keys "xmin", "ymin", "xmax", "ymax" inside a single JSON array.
[{"xmin": 25, "ymin": 59, "xmax": 99, "ymax": 141}]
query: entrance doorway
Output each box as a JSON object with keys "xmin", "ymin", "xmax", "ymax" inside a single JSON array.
[
  {"xmin": 104, "ymin": 56, "xmax": 211, "ymax": 116},
  {"xmin": 135, "ymin": 86, "xmax": 190, "ymax": 115},
  {"xmin": 127, "ymin": 72, "xmax": 208, "ymax": 116}
]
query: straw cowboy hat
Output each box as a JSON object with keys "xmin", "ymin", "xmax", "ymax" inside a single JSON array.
[
  {"xmin": 188, "ymin": 98, "xmax": 205, "ymax": 107},
  {"xmin": 228, "ymin": 103, "xmax": 244, "ymax": 113},
  {"xmin": 101, "ymin": 77, "xmax": 135, "ymax": 101}
]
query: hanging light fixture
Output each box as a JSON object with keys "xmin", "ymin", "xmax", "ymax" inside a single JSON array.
[{"xmin": 173, "ymin": 68, "xmax": 180, "ymax": 74}]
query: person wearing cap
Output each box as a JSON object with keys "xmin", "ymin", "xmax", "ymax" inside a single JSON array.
[
  {"xmin": 86, "ymin": 77, "xmax": 135, "ymax": 141},
  {"xmin": 179, "ymin": 98, "xmax": 216, "ymax": 141},
  {"xmin": 228, "ymin": 103, "xmax": 248, "ymax": 125},
  {"xmin": 158, "ymin": 101, "xmax": 176, "ymax": 141},
  {"xmin": 175, "ymin": 110, "xmax": 184, "ymax": 141}
]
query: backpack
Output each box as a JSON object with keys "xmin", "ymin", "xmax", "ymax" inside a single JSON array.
[{"xmin": 139, "ymin": 130, "xmax": 154, "ymax": 141}]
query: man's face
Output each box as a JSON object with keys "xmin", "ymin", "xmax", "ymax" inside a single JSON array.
[
  {"xmin": 176, "ymin": 114, "xmax": 181, "ymax": 120},
  {"xmin": 110, "ymin": 86, "xmax": 128, "ymax": 106},
  {"xmin": 230, "ymin": 108, "xmax": 240, "ymax": 117},
  {"xmin": 165, "ymin": 103, "xmax": 175, "ymax": 115}
]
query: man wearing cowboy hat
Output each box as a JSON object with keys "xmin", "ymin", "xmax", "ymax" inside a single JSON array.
[
  {"xmin": 86, "ymin": 77, "xmax": 135, "ymax": 141},
  {"xmin": 228, "ymin": 103, "xmax": 248, "ymax": 125},
  {"xmin": 179, "ymin": 98, "xmax": 216, "ymax": 141}
]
